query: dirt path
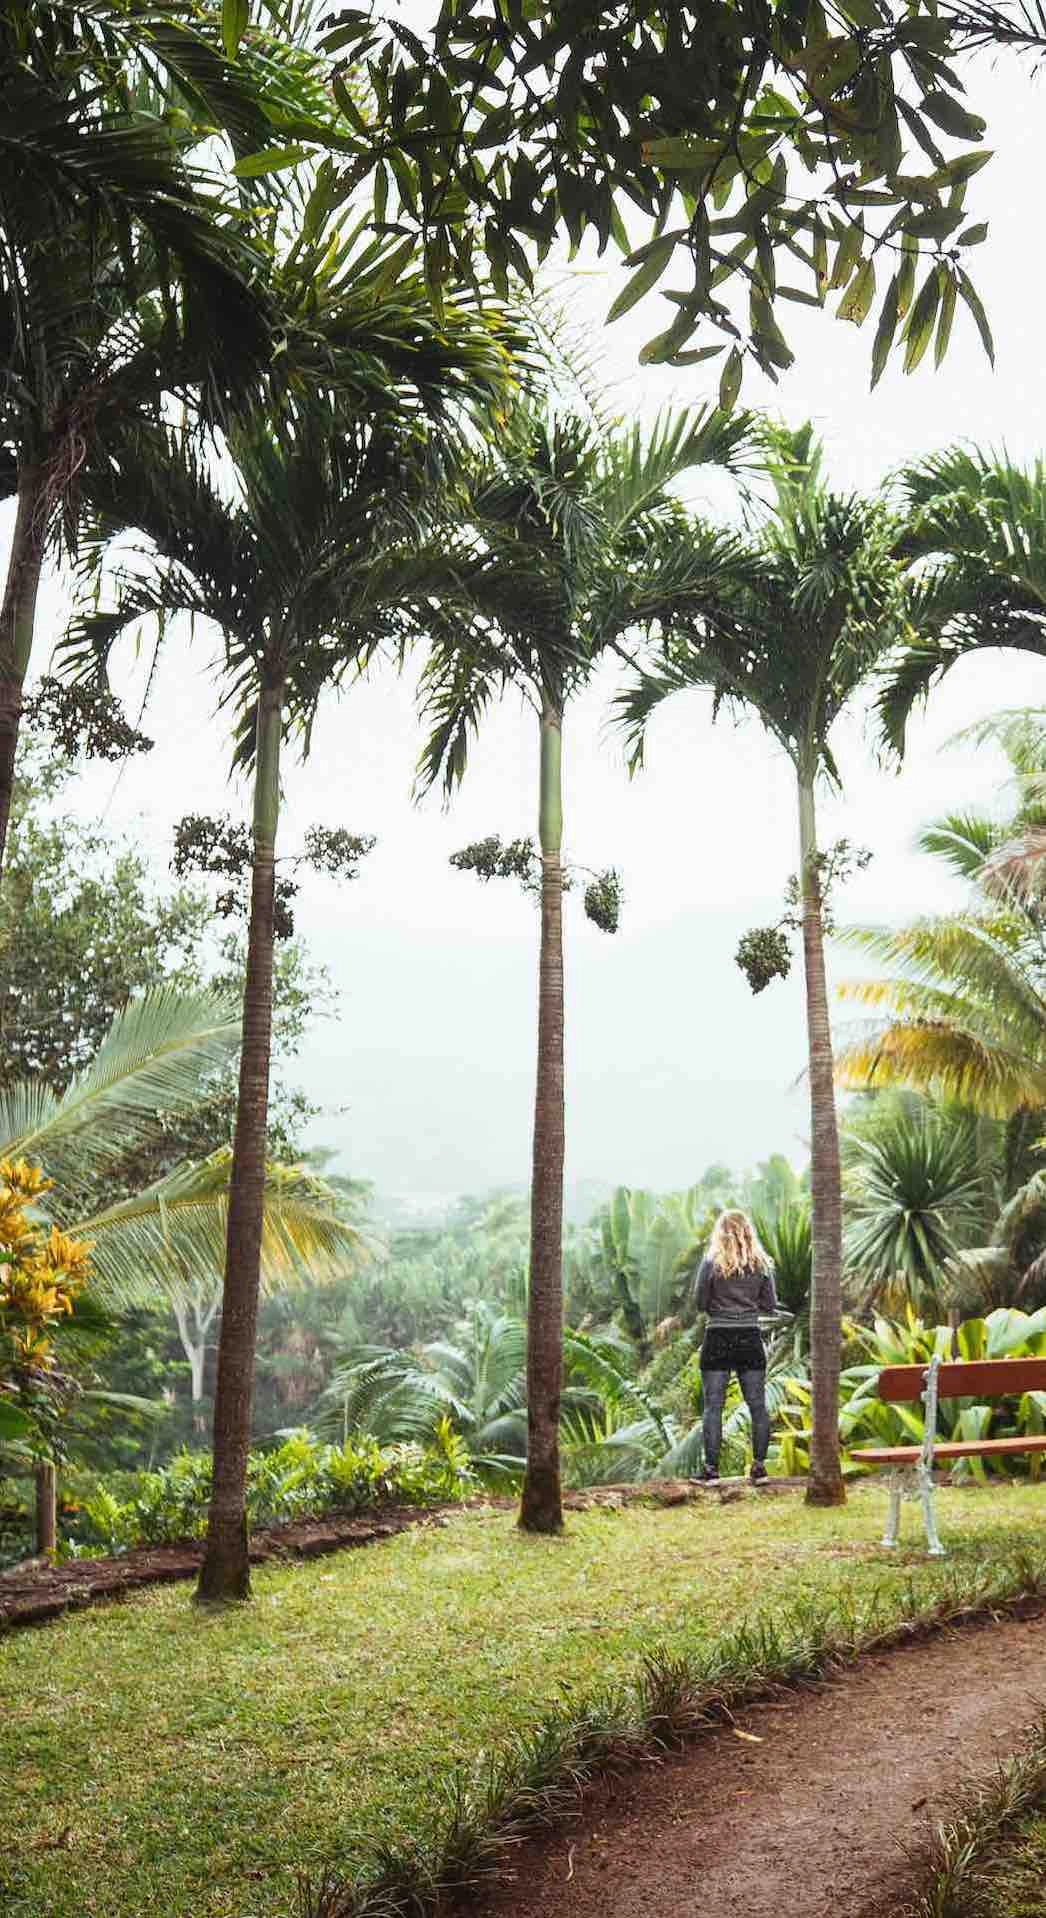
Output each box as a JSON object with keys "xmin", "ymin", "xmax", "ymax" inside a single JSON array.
[{"xmin": 472, "ymin": 1606, "xmax": 1046, "ymax": 1918}]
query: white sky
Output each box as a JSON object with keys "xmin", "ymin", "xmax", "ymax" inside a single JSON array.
[{"xmin": 8, "ymin": 47, "xmax": 1046, "ymax": 1211}]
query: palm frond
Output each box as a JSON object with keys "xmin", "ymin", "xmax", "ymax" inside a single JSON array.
[
  {"xmin": 597, "ymin": 405, "xmax": 754, "ymax": 537},
  {"xmin": 835, "ymin": 916, "xmax": 1046, "ymax": 1043},
  {"xmin": 984, "ymin": 829, "xmax": 1046, "ymax": 901},
  {"xmin": 0, "ymin": 986, "xmax": 241, "ymax": 1180},
  {"xmin": 79, "ymin": 1149, "xmax": 365, "ymax": 1309},
  {"xmin": 918, "ymin": 812, "xmax": 1004, "ymax": 883},
  {"xmin": 834, "ymin": 1018, "xmax": 1046, "ymax": 1116},
  {"xmin": 415, "ymin": 635, "xmax": 508, "ymax": 799},
  {"xmin": 564, "ymin": 1329, "xmax": 671, "ymax": 1448},
  {"xmin": 613, "ymin": 658, "xmax": 705, "ymax": 775}
]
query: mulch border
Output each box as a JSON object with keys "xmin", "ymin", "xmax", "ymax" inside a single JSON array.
[{"xmin": 0, "ymin": 1475, "xmax": 808, "ymax": 1634}]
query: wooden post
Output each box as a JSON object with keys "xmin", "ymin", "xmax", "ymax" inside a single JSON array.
[
  {"xmin": 947, "ymin": 1307, "xmax": 960, "ymax": 1360},
  {"xmin": 35, "ymin": 1461, "xmax": 56, "ymax": 1556}
]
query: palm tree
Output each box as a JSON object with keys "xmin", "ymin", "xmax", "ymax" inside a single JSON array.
[
  {"xmin": 0, "ymin": 986, "xmax": 365, "ymax": 1332},
  {"xmin": 0, "ymin": 0, "xmax": 314, "ymax": 869},
  {"xmin": 833, "ymin": 722, "xmax": 1046, "ymax": 1320},
  {"xmin": 880, "ymin": 448, "xmax": 1046, "ymax": 763},
  {"xmin": 64, "ymin": 302, "xmax": 513, "ymax": 1598},
  {"xmin": 321, "ymin": 1304, "xmax": 673, "ymax": 1487},
  {"xmin": 617, "ymin": 424, "xmax": 913, "ymax": 1505},
  {"xmin": 418, "ymin": 403, "xmax": 749, "ymax": 1531}
]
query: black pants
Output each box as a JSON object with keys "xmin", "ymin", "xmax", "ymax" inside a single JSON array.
[{"xmin": 700, "ymin": 1326, "xmax": 769, "ymax": 1470}]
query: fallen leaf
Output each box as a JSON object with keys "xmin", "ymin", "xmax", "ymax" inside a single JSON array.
[{"xmin": 732, "ymin": 1728, "xmax": 764, "ymax": 1743}]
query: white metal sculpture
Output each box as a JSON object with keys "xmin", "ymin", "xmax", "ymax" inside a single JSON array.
[{"xmin": 880, "ymin": 1351, "xmax": 945, "ymax": 1557}]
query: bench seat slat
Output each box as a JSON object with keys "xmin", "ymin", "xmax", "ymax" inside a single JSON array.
[
  {"xmin": 853, "ymin": 1435, "xmax": 1046, "ymax": 1464},
  {"xmin": 877, "ymin": 1359, "xmax": 1046, "ymax": 1403}
]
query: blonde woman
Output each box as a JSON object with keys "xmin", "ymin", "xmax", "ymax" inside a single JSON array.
[{"xmin": 694, "ymin": 1210, "xmax": 778, "ymax": 1484}]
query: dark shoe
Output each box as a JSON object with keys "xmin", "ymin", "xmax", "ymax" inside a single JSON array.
[
  {"xmin": 697, "ymin": 1466, "xmax": 720, "ymax": 1483},
  {"xmin": 749, "ymin": 1462, "xmax": 768, "ymax": 1484}
]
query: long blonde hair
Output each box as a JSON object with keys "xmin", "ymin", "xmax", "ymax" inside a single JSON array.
[{"xmin": 707, "ymin": 1210, "xmax": 771, "ymax": 1279}]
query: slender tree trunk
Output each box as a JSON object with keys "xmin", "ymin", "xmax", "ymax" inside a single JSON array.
[
  {"xmin": 34, "ymin": 1461, "xmax": 56, "ymax": 1556},
  {"xmin": 798, "ymin": 771, "xmax": 846, "ymax": 1507},
  {"xmin": 0, "ymin": 465, "xmax": 47, "ymax": 877},
  {"xmin": 520, "ymin": 700, "xmax": 566, "ymax": 1534},
  {"xmin": 172, "ymin": 1289, "xmax": 218, "ymax": 1437},
  {"xmin": 197, "ymin": 684, "xmax": 283, "ymax": 1601}
]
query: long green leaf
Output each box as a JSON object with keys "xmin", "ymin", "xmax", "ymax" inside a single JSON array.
[
  {"xmin": 606, "ymin": 237, "xmax": 676, "ymax": 323},
  {"xmin": 0, "ymin": 987, "xmax": 241, "ymax": 1180},
  {"xmin": 81, "ymin": 1150, "xmax": 367, "ymax": 1309}
]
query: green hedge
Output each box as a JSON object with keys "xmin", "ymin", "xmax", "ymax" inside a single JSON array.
[{"xmin": 57, "ymin": 1427, "xmax": 477, "ymax": 1557}]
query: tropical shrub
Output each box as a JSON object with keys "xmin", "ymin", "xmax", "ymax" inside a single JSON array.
[
  {"xmin": 585, "ymin": 1185, "xmax": 716, "ymax": 1357},
  {"xmin": 321, "ymin": 1305, "xmax": 696, "ymax": 1488},
  {"xmin": 842, "ymin": 1101, "xmax": 984, "ymax": 1315},
  {"xmin": 318, "ymin": 1303, "xmax": 531, "ymax": 1473},
  {"xmin": 754, "ymin": 1197, "xmax": 813, "ymax": 1328},
  {"xmin": 62, "ymin": 1428, "xmax": 477, "ymax": 1557},
  {"xmin": 0, "ymin": 1158, "xmax": 92, "ymax": 1454}
]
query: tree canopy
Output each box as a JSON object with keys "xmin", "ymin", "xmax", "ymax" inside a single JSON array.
[{"xmin": 310, "ymin": 0, "xmax": 1003, "ymax": 393}]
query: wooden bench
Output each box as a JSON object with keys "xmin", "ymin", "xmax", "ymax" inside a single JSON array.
[{"xmin": 850, "ymin": 1354, "xmax": 1046, "ymax": 1556}]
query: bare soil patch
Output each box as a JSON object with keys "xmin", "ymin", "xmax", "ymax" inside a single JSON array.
[
  {"xmin": 469, "ymin": 1605, "xmax": 1046, "ymax": 1918},
  {"xmin": 0, "ymin": 1503, "xmax": 448, "ymax": 1630}
]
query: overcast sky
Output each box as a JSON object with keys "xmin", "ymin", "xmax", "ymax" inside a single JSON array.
[{"xmin": 10, "ymin": 41, "xmax": 1046, "ymax": 1215}]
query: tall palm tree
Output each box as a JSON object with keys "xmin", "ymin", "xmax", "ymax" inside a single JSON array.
[
  {"xmin": 63, "ymin": 310, "xmax": 513, "ymax": 1598},
  {"xmin": 617, "ymin": 424, "xmax": 913, "ymax": 1505},
  {"xmin": 0, "ymin": 0, "xmax": 313, "ymax": 868},
  {"xmin": 418, "ymin": 403, "xmax": 749, "ymax": 1531}
]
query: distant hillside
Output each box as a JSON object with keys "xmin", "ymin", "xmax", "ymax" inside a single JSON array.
[{"xmin": 373, "ymin": 1177, "xmax": 615, "ymax": 1235}]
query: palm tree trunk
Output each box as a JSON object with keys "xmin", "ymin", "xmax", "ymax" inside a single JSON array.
[
  {"xmin": 197, "ymin": 685, "xmax": 283, "ymax": 1601},
  {"xmin": 520, "ymin": 699, "xmax": 566, "ymax": 1534},
  {"xmin": 34, "ymin": 1461, "xmax": 56, "ymax": 1556},
  {"xmin": 0, "ymin": 465, "xmax": 47, "ymax": 876},
  {"xmin": 797, "ymin": 771, "xmax": 846, "ymax": 1507}
]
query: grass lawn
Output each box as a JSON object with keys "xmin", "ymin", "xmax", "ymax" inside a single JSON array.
[{"xmin": 4, "ymin": 1482, "xmax": 1046, "ymax": 1918}]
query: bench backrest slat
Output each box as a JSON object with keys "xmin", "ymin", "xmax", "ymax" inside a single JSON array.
[{"xmin": 878, "ymin": 1358, "xmax": 1046, "ymax": 1403}]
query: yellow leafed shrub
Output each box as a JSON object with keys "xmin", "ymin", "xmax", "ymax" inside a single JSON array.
[{"xmin": 0, "ymin": 1160, "xmax": 92, "ymax": 1372}]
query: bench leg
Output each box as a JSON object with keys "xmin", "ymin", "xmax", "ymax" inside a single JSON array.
[
  {"xmin": 917, "ymin": 1463, "xmax": 945, "ymax": 1557},
  {"xmin": 882, "ymin": 1473, "xmax": 902, "ymax": 1549}
]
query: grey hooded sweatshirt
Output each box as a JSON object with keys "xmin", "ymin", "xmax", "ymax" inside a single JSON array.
[{"xmin": 694, "ymin": 1258, "xmax": 778, "ymax": 1328}]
